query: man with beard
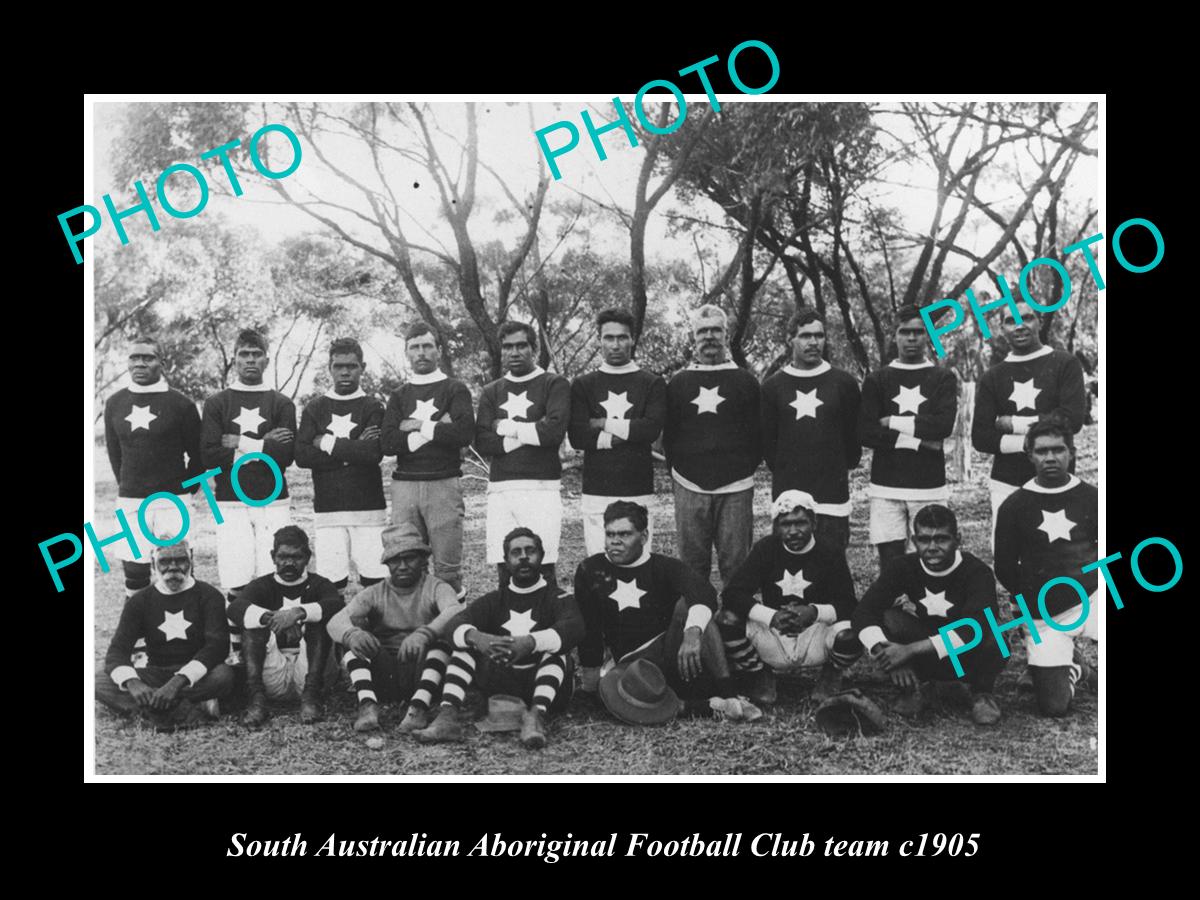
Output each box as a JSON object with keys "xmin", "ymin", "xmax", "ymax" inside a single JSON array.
[
  {"xmin": 381, "ymin": 323, "xmax": 475, "ymax": 597},
  {"xmin": 407, "ymin": 527, "xmax": 585, "ymax": 748},
  {"xmin": 228, "ymin": 526, "xmax": 344, "ymax": 727},
  {"xmin": 569, "ymin": 308, "xmax": 666, "ymax": 556},
  {"xmin": 96, "ymin": 541, "xmax": 234, "ymax": 731},
  {"xmin": 325, "ymin": 523, "xmax": 465, "ymax": 732},
  {"xmin": 663, "ymin": 305, "xmax": 761, "ymax": 587},
  {"xmin": 854, "ymin": 504, "xmax": 1006, "ymax": 724}
]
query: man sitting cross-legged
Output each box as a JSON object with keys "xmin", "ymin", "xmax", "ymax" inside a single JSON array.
[
  {"xmin": 95, "ymin": 541, "xmax": 234, "ymax": 732},
  {"xmin": 717, "ymin": 490, "xmax": 862, "ymax": 707},
  {"xmin": 852, "ymin": 503, "xmax": 1006, "ymax": 725},
  {"xmin": 227, "ymin": 526, "xmax": 344, "ymax": 727},
  {"xmin": 325, "ymin": 523, "xmax": 465, "ymax": 732},
  {"xmin": 407, "ymin": 527, "xmax": 585, "ymax": 749}
]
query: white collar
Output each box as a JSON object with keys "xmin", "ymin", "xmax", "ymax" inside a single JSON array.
[
  {"xmin": 273, "ymin": 571, "xmax": 308, "ymax": 587},
  {"xmin": 324, "ymin": 387, "xmax": 365, "ymax": 400},
  {"xmin": 157, "ymin": 575, "xmax": 196, "ymax": 595},
  {"xmin": 408, "ymin": 369, "xmax": 447, "ymax": 385},
  {"xmin": 128, "ymin": 378, "xmax": 169, "ymax": 394},
  {"xmin": 889, "ymin": 359, "xmax": 934, "ymax": 370},
  {"xmin": 230, "ymin": 380, "xmax": 271, "ymax": 392},
  {"xmin": 612, "ymin": 548, "xmax": 652, "ymax": 568},
  {"xmin": 921, "ymin": 550, "xmax": 963, "ymax": 578},
  {"xmin": 687, "ymin": 361, "xmax": 737, "ymax": 371},
  {"xmin": 599, "ymin": 362, "xmax": 640, "ymax": 374},
  {"xmin": 508, "ymin": 576, "xmax": 547, "ymax": 594},
  {"xmin": 784, "ymin": 361, "xmax": 831, "ymax": 377},
  {"xmin": 1006, "ymin": 345, "xmax": 1052, "ymax": 363},
  {"xmin": 782, "ymin": 535, "xmax": 817, "ymax": 556},
  {"xmin": 504, "ymin": 366, "xmax": 545, "ymax": 384},
  {"xmin": 1024, "ymin": 474, "xmax": 1081, "ymax": 494}
]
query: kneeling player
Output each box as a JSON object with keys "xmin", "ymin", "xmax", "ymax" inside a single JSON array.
[
  {"xmin": 853, "ymin": 504, "xmax": 1005, "ymax": 725},
  {"xmin": 717, "ymin": 490, "xmax": 862, "ymax": 706}
]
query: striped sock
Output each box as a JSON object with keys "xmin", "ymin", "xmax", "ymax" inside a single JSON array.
[
  {"xmin": 409, "ymin": 647, "xmax": 451, "ymax": 711},
  {"xmin": 532, "ymin": 653, "xmax": 566, "ymax": 713},
  {"xmin": 724, "ymin": 637, "xmax": 765, "ymax": 674},
  {"xmin": 345, "ymin": 650, "xmax": 377, "ymax": 704},
  {"xmin": 830, "ymin": 630, "xmax": 863, "ymax": 670},
  {"xmin": 225, "ymin": 590, "xmax": 243, "ymax": 659},
  {"xmin": 1066, "ymin": 662, "xmax": 1083, "ymax": 701},
  {"xmin": 439, "ymin": 650, "xmax": 476, "ymax": 708}
]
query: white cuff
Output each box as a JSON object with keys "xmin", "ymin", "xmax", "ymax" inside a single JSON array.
[
  {"xmin": 596, "ymin": 431, "xmax": 614, "ymax": 450},
  {"xmin": 453, "ymin": 624, "xmax": 475, "ymax": 649},
  {"xmin": 1012, "ymin": 415, "xmax": 1037, "ymax": 435},
  {"xmin": 419, "ymin": 419, "xmax": 438, "ymax": 441},
  {"xmin": 238, "ymin": 436, "xmax": 265, "ymax": 453},
  {"xmin": 814, "ymin": 604, "xmax": 838, "ymax": 625},
  {"xmin": 243, "ymin": 604, "xmax": 273, "ymax": 628},
  {"xmin": 300, "ymin": 602, "xmax": 323, "ymax": 624},
  {"xmin": 748, "ymin": 603, "xmax": 776, "ymax": 628},
  {"xmin": 531, "ymin": 629, "xmax": 563, "ymax": 654},
  {"xmin": 502, "ymin": 436, "xmax": 521, "ymax": 454},
  {"xmin": 889, "ymin": 416, "xmax": 916, "ymax": 435},
  {"xmin": 496, "ymin": 419, "xmax": 518, "ymax": 437},
  {"xmin": 858, "ymin": 625, "xmax": 887, "ymax": 652},
  {"xmin": 931, "ymin": 628, "xmax": 966, "ymax": 660},
  {"xmin": 111, "ymin": 665, "xmax": 138, "ymax": 689},
  {"xmin": 999, "ymin": 434, "xmax": 1026, "ymax": 454},
  {"xmin": 408, "ymin": 432, "xmax": 431, "ymax": 451},
  {"xmin": 514, "ymin": 422, "xmax": 541, "ymax": 445},
  {"xmin": 605, "ymin": 419, "xmax": 631, "ymax": 440},
  {"xmin": 319, "ymin": 434, "xmax": 336, "ymax": 454},
  {"xmin": 895, "ymin": 432, "xmax": 922, "ymax": 452},
  {"xmin": 177, "ymin": 659, "xmax": 208, "ymax": 686},
  {"xmin": 685, "ymin": 604, "xmax": 713, "ymax": 632}
]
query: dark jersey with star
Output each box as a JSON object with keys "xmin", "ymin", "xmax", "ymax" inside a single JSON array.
[
  {"xmin": 104, "ymin": 580, "xmax": 228, "ymax": 675},
  {"xmin": 104, "ymin": 385, "xmax": 203, "ymax": 498},
  {"xmin": 474, "ymin": 370, "xmax": 571, "ymax": 482},
  {"xmin": 574, "ymin": 552, "xmax": 717, "ymax": 667},
  {"xmin": 721, "ymin": 534, "xmax": 857, "ymax": 621},
  {"xmin": 761, "ymin": 365, "xmax": 862, "ymax": 506},
  {"xmin": 445, "ymin": 582, "xmax": 585, "ymax": 664},
  {"xmin": 972, "ymin": 347, "xmax": 1086, "ymax": 487},
  {"xmin": 569, "ymin": 367, "xmax": 666, "ymax": 497},
  {"xmin": 200, "ymin": 387, "xmax": 296, "ymax": 502},
  {"xmin": 226, "ymin": 571, "xmax": 345, "ymax": 630},
  {"xmin": 380, "ymin": 376, "xmax": 475, "ymax": 481},
  {"xmin": 663, "ymin": 364, "xmax": 761, "ymax": 491},
  {"xmin": 994, "ymin": 477, "xmax": 1098, "ymax": 617},
  {"xmin": 853, "ymin": 551, "xmax": 999, "ymax": 648},
  {"xmin": 294, "ymin": 393, "xmax": 387, "ymax": 514},
  {"xmin": 858, "ymin": 362, "xmax": 958, "ymax": 495}
]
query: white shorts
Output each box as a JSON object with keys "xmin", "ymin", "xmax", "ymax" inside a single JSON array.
[
  {"xmin": 485, "ymin": 487, "xmax": 562, "ymax": 564},
  {"xmin": 262, "ymin": 638, "xmax": 309, "ymax": 700},
  {"xmin": 747, "ymin": 619, "xmax": 850, "ymax": 673},
  {"xmin": 582, "ymin": 493, "xmax": 655, "ymax": 557},
  {"xmin": 216, "ymin": 502, "xmax": 292, "ymax": 590},
  {"xmin": 314, "ymin": 525, "xmax": 388, "ymax": 583},
  {"xmin": 113, "ymin": 494, "xmax": 193, "ymax": 563},
  {"xmin": 989, "ymin": 479, "xmax": 1020, "ymax": 549},
  {"xmin": 868, "ymin": 495, "xmax": 947, "ymax": 546},
  {"xmin": 1026, "ymin": 594, "xmax": 1099, "ymax": 668}
]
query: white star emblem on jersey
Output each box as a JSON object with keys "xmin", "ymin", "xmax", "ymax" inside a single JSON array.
[
  {"xmin": 775, "ymin": 568, "xmax": 811, "ymax": 599},
  {"xmin": 232, "ymin": 406, "xmax": 266, "ymax": 435},
  {"xmin": 158, "ymin": 610, "xmax": 191, "ymax": 642},
  {"xmin": 691, "ymin": 385, "xmax": 724, "ymax": 415},
  {"xmin": 1009, "ymin": 378, "xmax": 1041, "ymax": 411},
  {"xmin": 411, "ymin": 398, "xmax": 440, "ymax": 422},
  {"xmin": 125, "ymin": 404, "xmax": 157, "ymax": 432},
  {"xmin": 894, "ymin": 385, "xmax": 925, "ymax": 415},
  {"xmin": 499, "ymin": 391, "xmax": 533, "ymax": 420},
  {"xmin": 281, "ymin": 595, "xmax": 303, "ymax": 611},
  {"xmin": 919, "ymin": 589, "xmax": 953, "ymax": 618},
  {"xmin": 789, "ymin": 388, "xmax": 823, "ymax": 420},
  {"xmin": 610, "ymin": 579, "xmax": 646, "ymax": 611},
  {"xmin": 599, "ymin": 391, "xmax": 633, "ymax": 420},
  {"xmin": 503, "ymin": 609, "xmax": 536, "ymax": 636},
  {"xmin": 1037, "ymin": 508, "xmax": 1077, "ymax": 543},
  {"xmin": 326, "ymin": 413, "xmax": 356, "ymax": 439}
]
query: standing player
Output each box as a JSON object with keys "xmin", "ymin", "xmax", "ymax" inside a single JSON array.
[
  {"xmin": 663, "ymin": 305, "xmax": 761, "ymax": 586},
  {"xmin": 380, "ymin": 323, "xmax": 475, "ymax": 597},
  {"xmin": 972, "ymin": 298, "xmax": 1086, "ymax": 543},
  {"xmin": 569, "ymin": 308, "xmax": 666, "ymax": 556},
  {"xmin": 295, "ymin": 338, "xmax": 388, "ymax": 599},
  {"xmin": 200, "ymin": 328, "xmax": 296, "ymax": 664},
  {"xmin": 474, "ymin": 322, "xmax": 571, "ymax": 589},
  {"xmin": 994, "ymin": 419, "xmax": 1098, "ymax": 717},
  {"xmin": 858, "ymin": 305, "xmax": 959, "ymax": 569},
  {"xmin": 761, "ymin": 309, "xmax": 862, "ymax": 551}
]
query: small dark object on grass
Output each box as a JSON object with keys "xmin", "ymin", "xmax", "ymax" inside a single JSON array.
[{"xmin": 814, "ymin": 689, "xmax": 887, "ymax": 738}]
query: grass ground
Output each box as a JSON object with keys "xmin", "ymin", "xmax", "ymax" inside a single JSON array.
[{"xmin": 92, "ymin": 427, "xmax": 1098, "ymax": 775}]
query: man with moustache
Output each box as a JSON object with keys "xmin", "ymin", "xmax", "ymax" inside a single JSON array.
[
  {"xmin": 569, "ymin": 308, "xmax": 667, "ymax": 556},
  {"xmin": 663, "ymin": 305, "xmax": 762, "ymax": 587},
  {"xmin": 381, "ymin": 323, "xmax": 475, "ymax": 597},
  {"xmin": 96, "ymin": 541, "xmax": 234, "ymax": 731}
]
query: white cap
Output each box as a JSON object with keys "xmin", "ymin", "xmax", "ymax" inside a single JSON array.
[{"xmin": 771, "ymin": 490, "xmax": 817, "ymax": 520}]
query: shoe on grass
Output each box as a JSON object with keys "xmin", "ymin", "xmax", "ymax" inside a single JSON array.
[
  {"xmin": 414, "ymin": 705, "xmax": 465, "ymax": 744},
  {"xmin": 970, "ymin": 692, "xmax": 1002, "ymax": 726},
  {"xmin": 744, "ymin": 667, "xmax": 777, "ymax": 706},
  {"xmin": 520, "ymin": 706, "xmax": 547, "ymax": 750},
  {"xmin": 353, "ymin": 700, "xmax": 380, "ymax": 733},
  {"xmin": 395, "ymin": 704, "xmax": 430, "ymax": 734}
]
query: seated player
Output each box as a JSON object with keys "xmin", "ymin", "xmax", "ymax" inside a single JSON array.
[
  {"xmin": 227, "ymin": 526, "xmax": 343, "ymax": 727},
  {"xmin": 407, "ymin": 527, "xmax": 585, "ymax": 749},
  {"xmin": 853, "ymin": 504, "xmax": 1005, "ymax": 725},
  {"xmin": 325, "ymin": 523, "xmax": 465, "ymax": 732},
  {"xmin": 717, "ymin": 490, "xmax": 862, "ymax": 706},
  {"xmin": 95, "ymin": 541, "xmax": 234, "ymax": 732},
  {"xmin": 995, "ymin": 418, "xmax": 1098, "ymax": 717},
  {"xmin": 574, "ymin": 501, "xmax": 739, "ymax": 719}
]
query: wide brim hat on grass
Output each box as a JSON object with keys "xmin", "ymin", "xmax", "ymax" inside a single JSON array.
[
  {"xmin": 379, "ymin": 522, "xmax": 432, "ymax": 563},
  {"xmin": 814, "ymin": 688, "xmax": 887, "ymax": 737},
  {"xmin": 599, "ymin": 659, "xmax": 681, "ymax": 726},
  {"xmin": 474, "ymin": 695, "xmax": 526, "ymax": 733}
]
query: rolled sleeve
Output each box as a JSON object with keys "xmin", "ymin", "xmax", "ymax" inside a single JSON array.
[
  {"xmin": 514, "ymin": 422, "xmax": 541, "ymax": 445},
  {"xmin": 814, "ymin": 604, "xmax": 838, "ymax": 625},
  {"xmin": 111, "ymin": 665, "xmax": 139, "ymax": 689},
  {"xmin": 685, "ymin": 604, "xmax": 713, "ymax": 632},
  {"xmin": 238, "ymin": 436, "xmax": 265, "ymax": 454},
  {"xmin": 605, "ymin": 419, "xmax": 631, "ymax": 440},
  {"xmin": 301, "ymin": 602, "xmax": 324, "ymax": 624},
  {"xmin": 242, "ymin": 604, "xmax": 273, "ymax": 628},
  {"xmin": 596, "ymin": 432, "xmax": 614, "ymax": 450},
  {"xmin": 453, "ymin": 624, "xmax": 475, "ymax": 650},
  {"xmin": 931, "ymin": 629, "xmax": 965, "ymax": 660},
  {"xmin": 496, "ymin": 419, "xmax": 518, "ymax": 438},
  {"xmin": 999, "ymin": 434, "xmax": 1026, "ymax": 454},
  {"xmin": 319, "ymin": 435, "xmax": 336, "ymax": 454},
  {"xmin": 408, "ymin": 432, "xmax": 431, "ymax": 451},
  {"xmin": 895, "ymin": 432, "xmax": 922, "ymax": 451},
  {"xmin": 748, "ymin": 603, "xmax": 776, "ymax": 628},
  {"xmin": 531, "ymin": 630, "xmax": 562, "ymax": 654},
  {"xmin": 858, "ymin": 626, "xmax": 887, "ymax": 652},
  {"xmin": 888, "ymin": 416, "xmax": 916, "ymax": 435},
  {"xmin": 177, "ymin": 659, "xmax": 208, "ymax": 686},
  {"xmin": 419, "ymin": 420, "xmax": 438, "ymax": 440},
  {"xmin": 1011, "ymin": 415, "xmax": 1038, "ymax": 434},
  {"xmin": 502, "ymin": 436, "xmax": 521, "ymax": 454}
]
